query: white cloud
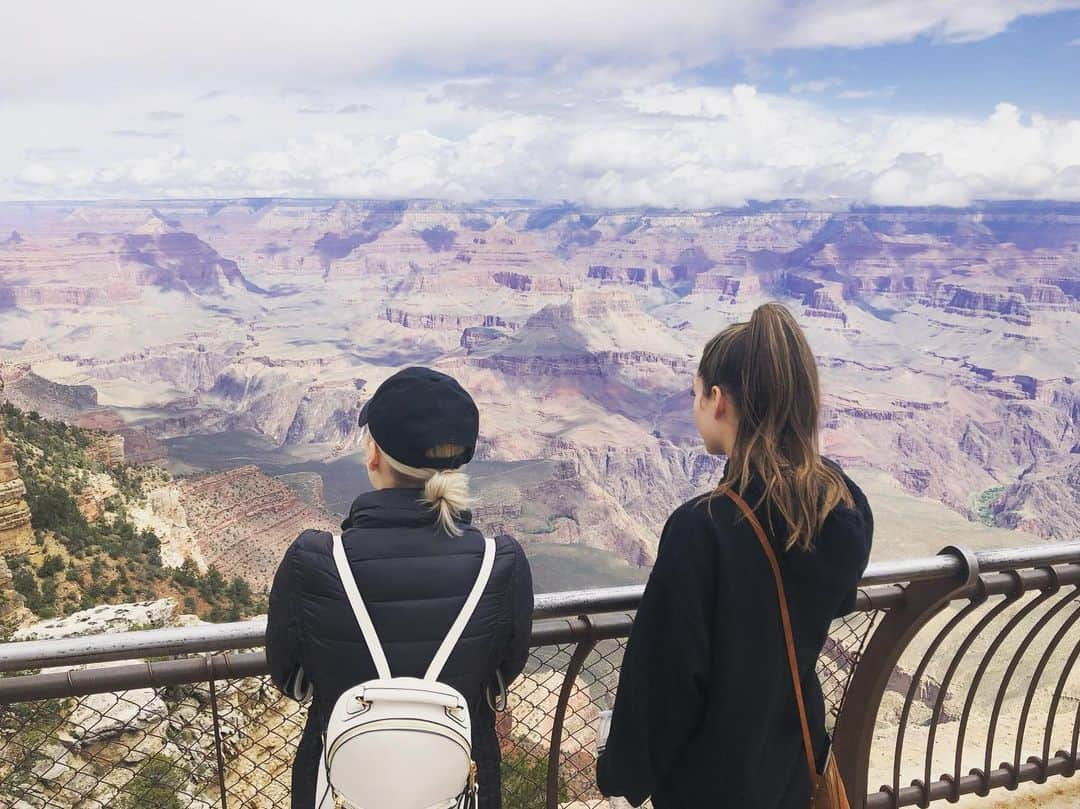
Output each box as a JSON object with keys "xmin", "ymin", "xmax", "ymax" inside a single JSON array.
[
  {"xmin": 2, "ymin": 1, "xmax": 1078, "ymax": 94},
  {"xmin": 836, "ymin": 88, "xmax": 894, "ymax": 100},
  {"xmin": 1, "ymin": 1, "xmax": 1078, "ymax": 206},
  {"xmin": 790, "ymin": 78, "xmax": 843, "ymax": 94},
  {"xmin": 5, "ymin": 82, "xmax": 1078, "ymax": 207},
  {"xmin": 16, "ymin": 164, "xmax": 57, "ymax": 187},
  {"xmin": 777, "ymin": 0, "xmax": 1080, "ymax": 48}
]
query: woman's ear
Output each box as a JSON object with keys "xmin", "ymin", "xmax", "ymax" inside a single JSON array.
[
  {"xmin": 711, "ymin": 386, "xmax": 726, "ymax": 420},
  {"xmin": 366, "ymin": 440, "xmax": 381, "ymax": 472}
]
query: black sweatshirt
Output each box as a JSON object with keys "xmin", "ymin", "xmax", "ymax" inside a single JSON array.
[
  {"xmin": 597, "ymin": 468, "xmax": 873, "ymax": 809},
  {"xmin": 265, "ymin": 487, "xmax": 534, "ymax": 809}
]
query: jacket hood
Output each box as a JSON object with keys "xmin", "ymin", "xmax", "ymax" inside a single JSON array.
[{"xmin": 340, "ymin": 487, "xmax": 474, "ymax": 532}]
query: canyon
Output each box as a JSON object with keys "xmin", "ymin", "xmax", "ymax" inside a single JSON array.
[{"xmin": 0, "ymin": 198, "xmax": 1077, "ymax": 588}]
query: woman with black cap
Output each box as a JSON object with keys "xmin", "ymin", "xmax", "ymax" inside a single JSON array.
[{"xmin": 266, "ymin": 366, "xmax": 534, "ymax": 809}]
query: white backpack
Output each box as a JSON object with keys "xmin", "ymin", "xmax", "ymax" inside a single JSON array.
[{"xmin": 316, "ymin": 533, "xmax": 496, "ymax": 809}]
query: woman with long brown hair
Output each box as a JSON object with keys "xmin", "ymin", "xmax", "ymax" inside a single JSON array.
[{"xmin": 597, "ymin": 303, "xmax": 873, "ymax": 808}]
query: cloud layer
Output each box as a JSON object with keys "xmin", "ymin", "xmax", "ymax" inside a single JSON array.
[
  {"xmin": 7, "ymin": 77, "xmax": 1080, "ymax": 207},
  {"xmin": 2, "ymin": 1, "xmax": 1079, "ymax": 205},
  {"xmin": 5, "ymin": 1, "xmax": 1078, "ymax": 89}
]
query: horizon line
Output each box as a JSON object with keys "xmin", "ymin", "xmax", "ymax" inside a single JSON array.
[{"xmin": 3, "ymin": 196, "xmax": 1080, "ymax": 215}]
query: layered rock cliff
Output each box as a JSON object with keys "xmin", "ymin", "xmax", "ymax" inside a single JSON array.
[
  {"xmin": 0, "ymin": 362, "xmax": 98, "ymax": 419},
  {"xmin": 3, "ymin": 198, "xmax": 1077, "ymax": 557},
  {"xmin": 179, "ymin": 465, "xmax": 338, "ymax": 587},
  {"xmin": 0, "ymin": 552, "xmax": 28, "ymax": 629},
  {"xmin": 0, "ymin": 423, "xmax": 33, "ymax": 556}
]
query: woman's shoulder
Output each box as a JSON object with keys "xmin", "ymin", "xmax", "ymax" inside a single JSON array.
[
  {"xmin": 669, "ymin": 491, "xmax": 727, "ymax": 528},
  {"xmin": 670, "ymin": 486, "xmax": 753, "ymax": 533},
  {"xmin": 822, "ymin": 461, "xmax": 874, "ymax": 540},
  {"xmin": 656, "ymin": 491, "xmax": 730, "ymax": 555},
  {"xmin": 290, "ymin": 528, "xmax": 333, "ymax": 557},
  {"xmin": 489, "ymin": 531, "xmax": 529, "ymax": 566}
]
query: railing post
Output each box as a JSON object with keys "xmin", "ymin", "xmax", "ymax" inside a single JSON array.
[
  {"xmin": 206, "ymin": 656, "xmax": 229, "ymax": 809},
  {"xmin": 833, "ymin": 546, "xmax": 980, "ymax": 807},
  {"xmin": 546, "ymin": 617, "xmax": 596, "ymax": 809}
]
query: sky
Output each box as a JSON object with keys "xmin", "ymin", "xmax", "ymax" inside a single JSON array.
[{"xmin": 2, "ymin": 1, "xmax": 1080, "ymax": 207}]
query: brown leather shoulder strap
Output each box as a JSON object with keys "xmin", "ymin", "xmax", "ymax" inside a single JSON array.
[{"xmin": 723, "ymin": 487, "xmax": 819, "ymax": 792}]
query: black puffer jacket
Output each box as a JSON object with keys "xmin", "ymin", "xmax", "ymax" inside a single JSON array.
[
  {"xmin": 266, "ymin": 487, "xmax": 534, "ymax": 809},
  {"xmin": 597, "ymin": 466, "xmax": 873, "ymax": 809}
]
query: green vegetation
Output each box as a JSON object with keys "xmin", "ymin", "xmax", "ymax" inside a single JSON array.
[
  {"xmin": 976, "ymin": 486, "xmax": 1006, "ymax": 526},
  {"xmin": 170, "ymin": 557, "xmax": 258, "ymax": 622},
  {"xmin": 501, "ymin": 748, "xmax": 566, "ymax": 809},
  {"xmin": 118, "ymin": 752, "xmax": 187, "ymax": 809},
  {"xmin": 37, "ymin": 554, "xmax": 64, "ymax": 577},
  {"xmin": 111, "ymin": 462, "xmax": 164, "ymax": 501},
  {"xmin": 0, "ymin": 697, "xmax": 71, "ymax": 790},
  {"xmin": 10, "ymin": 561, "xmax": 58, "ymax": 617},
  {"xmin": 1, "ymin": 402, "xmax": 265, "ymax": 622},
  {"xmin": 1, "ymin": 403, "xmax": 91, "ymax": 476}
]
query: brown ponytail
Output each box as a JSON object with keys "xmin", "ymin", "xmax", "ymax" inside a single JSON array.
[{"xmin": 699, "ymin": 302, "xmax": 852, "ymax": 550}]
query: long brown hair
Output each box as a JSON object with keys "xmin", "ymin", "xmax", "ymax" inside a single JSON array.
[{"xmin": 700, "ymin": 302, "xmax": 852, "ymax": 550}]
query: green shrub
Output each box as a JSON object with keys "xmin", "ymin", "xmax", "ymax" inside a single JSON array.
[
  {"xmin": 37, "ymin": 554, "xmax": 65, "ymax": 578},
  {"xmin": 2, "ymin": 402, "xmax": 262, "ymax": 623},
  {"xmin": 0, "ymin": 697, "xmax": 70, "ymax": 789},
  {"xmin": 22, "ymin": 477, "xmax": 91, "ymax": 550},
  {"xmin": 171, "ymin": 557, "xmax": 200, "ymax": 587},
  {"xmin": 119, "ymin": 752, "xmax": 187, "ymax": 809},
  {"xmin": 501, "ymin": 748, "xmax": 566, "ymax": 809},
  {"xmin": 12, "ymin": 566, "xmax": 43, "ymax": 609}
]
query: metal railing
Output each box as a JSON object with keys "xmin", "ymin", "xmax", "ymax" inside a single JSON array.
[{"xmin": 2, "ymin": 542, "xmax": 1080, "ymax": 808}]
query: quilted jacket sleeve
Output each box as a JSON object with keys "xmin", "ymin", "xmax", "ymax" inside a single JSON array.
[
  {"xmin": 266, "ymin": 535, "xmax": 309, "ymax": 700},
  {"xmin": 501, "ymin": 539, "xmax": 534, "ymax": 685}
]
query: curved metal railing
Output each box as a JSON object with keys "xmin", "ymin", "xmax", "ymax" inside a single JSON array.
[{"xmin": 1, "ymin": 541, "xmax": 1079, "ymax": 808}]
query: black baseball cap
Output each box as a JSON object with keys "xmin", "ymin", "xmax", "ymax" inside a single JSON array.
[{"xmin": 358, "ymin": 367, "xmax": 479, "ymax": 469}]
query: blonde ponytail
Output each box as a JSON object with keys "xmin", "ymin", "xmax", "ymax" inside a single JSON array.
[
  {"xmin": 365, "ymin": 432, "xmax": 474, "ymax": 535},
  {"xmin": 422, "ymin": 469, "xmax": 473, "ymax": 536}
]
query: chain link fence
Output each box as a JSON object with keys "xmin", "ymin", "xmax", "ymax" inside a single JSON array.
[{"xmin": 0, "ymin": 609, "xmax": 881, "ymax": 809}]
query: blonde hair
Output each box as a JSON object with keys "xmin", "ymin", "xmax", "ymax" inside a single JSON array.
[
  {"xmin": 700, "ymin": 302, "xmax": 853, "ymax": 550},
  {"xmin": 364, "ymin": 432, "xmax": 473, "ymax": 536}
]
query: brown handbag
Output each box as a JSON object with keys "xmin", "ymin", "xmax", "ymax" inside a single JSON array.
[{"xmin": 723, "ymin": 488, "xmax": 851, "ymax": 809}]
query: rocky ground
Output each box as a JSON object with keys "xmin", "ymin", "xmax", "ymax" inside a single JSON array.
[{"xmin": 0, "ymin": 599, "xmax": 303, "ymax": 809}]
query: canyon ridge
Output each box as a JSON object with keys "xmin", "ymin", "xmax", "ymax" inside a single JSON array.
[{"xmin": 0, "ymin": 198, "xmax": 1076, "ymax": 590}]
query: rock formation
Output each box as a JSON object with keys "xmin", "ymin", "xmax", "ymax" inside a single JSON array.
[
  {"xmin": 0, "ymin": 422, "xmax": 33, "ymax": 556},
  {"xmin": 129, "ymin": 483, "xmax": 206, "ymax": 570},
  {"xmin": 125, "ymin": 229, "xmax": 266, "ymax": 296},
  {"xmin": 178, "ymin": 465, "xmax": 338, "ymax": 587},
  {"xmin": 1, "ymin": 197, "xmax": 1077, "ymax": 556},
  {"xmin": 0, "ymin": 554, "xmax": 28, "ymax": 629},
  {"xmin": 2, "ymin": 598, "xmax": 309, "ymax": 808},
  {"xmin": 0, "ymin": 362, "xmax": 98, "ymax": 419},
  {"xmin": 72, "ymin": 410, "xmax": 167, "ymax": 465},
  {"xmin": 85, "ymin": 432, "xmax": 125, "ymax": 467}
]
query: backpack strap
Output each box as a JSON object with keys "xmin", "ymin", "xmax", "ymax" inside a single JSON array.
[
  {"xmin": 332, "ymin": 533, "xmax": 393, "ymax": 680},
  {"xmin": 723, "ymin": 488, "xmax": 821, "ymax": 797},
  {"xmin": 425, "ymin": 536, "xmax": 496, "ymax": 681}
]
